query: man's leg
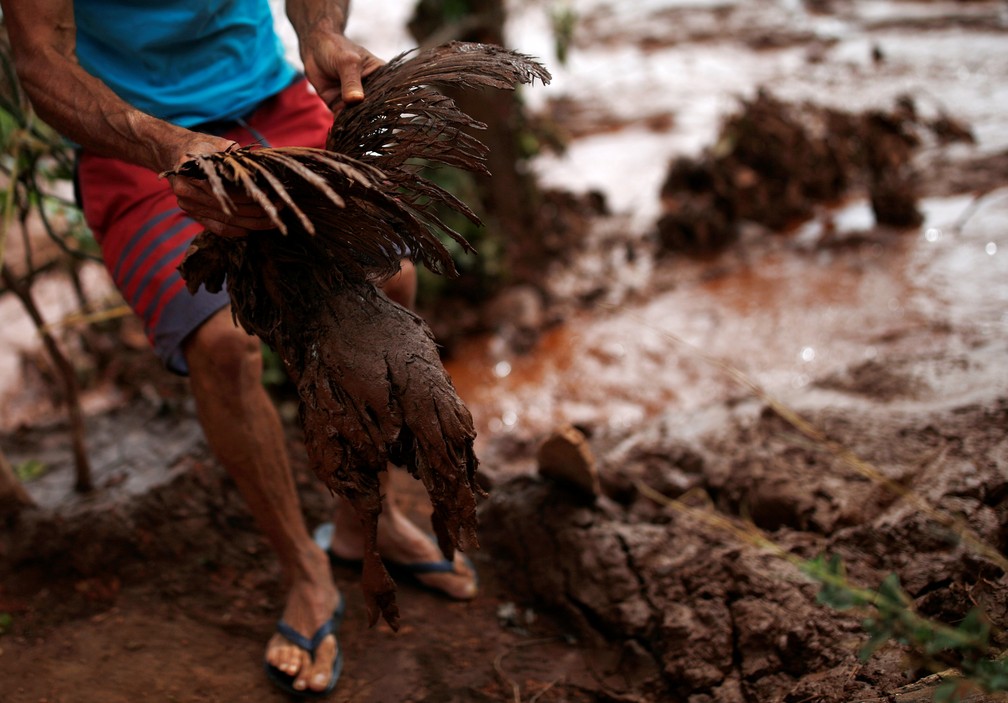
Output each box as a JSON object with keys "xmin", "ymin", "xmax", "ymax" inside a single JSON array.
[
  {"xmin": 184, "ymin": 310, "xmax": 341, "ymax": 693},
  {"xmin": 227, "ymin": 81, "xmax": 475, "ymax": 597},
  {"xmin": 79, "ymin": 146, "xmax": 341, "ymax": 692},
  {"xmin": 326, "ymin": 261, "xmax": 478, "ymax": 600}
]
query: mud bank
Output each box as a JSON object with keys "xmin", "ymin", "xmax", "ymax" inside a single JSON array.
[{"xmin": 481, "ymin": 375, "xmax": 1008, "ymax": 701}]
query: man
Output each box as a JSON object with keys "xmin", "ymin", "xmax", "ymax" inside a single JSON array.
[{"xmin": 1, "ymin": 0, "xmax": 477, "ymax": 695}]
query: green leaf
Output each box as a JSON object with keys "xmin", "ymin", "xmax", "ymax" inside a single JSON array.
[
  {"xmin": 877, "ymin": 573, "xmax": 910, "ymax": 607},
  {"xmin": 0, "ymin": 612, "xmax": 12, "ymax": 635},
  {"xmin": 858, "ymin": 628, "xmax": 893, "ymax": 661},
  {"xmin": 969, "ymin": 657, "xmax": 1008, "ymax": 690},
  {"xmin": 957, "ymin": 608, "xmax": 990, "ymax": 642},
  {"xmin": 14, "ymin": 459, "xmax": 47, "ymax": 481},
  {"xmin": 818, "ymin": 582, "xmax": 863, "ymax": 610},
  {"xmin": 259, "ymin": 344, "xmax": 289, "ymax": 388},
  {"xmin": 806, "ymin": 554, "xmax": 872, "ymax": 610},
  {"xmin": 925, "ymin": 629, "xmax": 966, "ymax": 654},
  {"xmin": 934, "ymin": 678, "xmax": 963, "ymax": 703},
  {"xmin": 825, "ymin": 553, "xmax": 846, "ymax": 577},
  {"xmin": 802, "ymin": 553, "xmax": 827, "ymax": 574}
]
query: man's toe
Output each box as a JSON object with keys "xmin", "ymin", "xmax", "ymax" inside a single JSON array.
[
  {"xmin": 267, "ymin": 634, "xmax": 307, "ymax": 676},
  {"xmin": 414, "ymin": 554, "xmax": 478, "ymax": 600},
  {"xmin": 303, "ymin": 634, "xmax": 339, "ymax": 692}
]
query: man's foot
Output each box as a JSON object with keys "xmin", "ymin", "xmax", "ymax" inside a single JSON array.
[
  {"xmin": 264, "ymin": 551, "xmax": 344, "ymax": 694},
  {"xmin": 325, "ymin": 504, "xmax": 478, "ymax": 601}
]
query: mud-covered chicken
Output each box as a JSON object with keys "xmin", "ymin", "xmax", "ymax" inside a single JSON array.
[{"xmin": 170, "ymin": 42, "xmax": 550, "ymax": 628}]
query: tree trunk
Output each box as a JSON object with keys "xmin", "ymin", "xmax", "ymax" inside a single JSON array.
[{"xmin": 409, "ymin": 0, "xmax": 547, "ymax": 286}]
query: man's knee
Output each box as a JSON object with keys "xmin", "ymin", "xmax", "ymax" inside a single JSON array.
[{"xmin": 184, "ymin": 310, "xmax": 263, "ymax": 391}]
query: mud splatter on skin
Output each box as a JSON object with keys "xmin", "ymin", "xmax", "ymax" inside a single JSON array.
[{"xmin": 173, "ymin": 43, "xmax": 550, "ymax": 627}]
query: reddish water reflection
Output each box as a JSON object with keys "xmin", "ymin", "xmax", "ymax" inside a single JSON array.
[{"xmin": 444, "ymin": 194, "xmax": 1008, "ymax": 463}]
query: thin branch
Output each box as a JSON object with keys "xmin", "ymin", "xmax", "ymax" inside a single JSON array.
[
  {"xmin": 29, "ymin": 169, "xmax": 101, "ymax": 262},
  {"xmin": 0, "ymin": 265, "xmax": 93, "ymax": 493},
  {"xmin": 950, "ymin": 187, "xmax": 1008, "ymax": 235},
  {"xmin": 41, "ymin": 303, "xmax": 132, "ymax": 334},
  {"xmin": 492, "ymin": 637, "xmax": 564, "ymax": 703},
  {"xmin": 528, "ymin": 678, "xmax": 562, "ymax": 703},
  {"xmin": 493, "ymin": 648, "xmax": 522, "ymax": 703},
  {"xmin": 0, "ymin": 120, "xmax": 21, "ymax": 270}
]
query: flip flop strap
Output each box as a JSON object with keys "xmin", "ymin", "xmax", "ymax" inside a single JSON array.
[
  {"xmin": 308, "ymin": 620, "xmax": 335, "ymax": 651},
  {"xmin": 275, "ymin": 600, "xmax": 345, "ymax": 654},
  {"xmin": 398, "ymin": 560, "xmax": 456, "ymax": 574},
  {"xmin": 275, "ymin": 620, "xmax": 318, "ymax": 653}
]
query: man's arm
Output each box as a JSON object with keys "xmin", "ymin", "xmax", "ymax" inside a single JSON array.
[
  {"xmin": 285, "ymin": 0, "xmax": 383, "ymax": 111},
  {"xmin": 0, "ymin": 0, "xmax": 222, "ymax": 172},
  {"xmin": 0, "ymin": 0, "xmax": 273, "ymax": 236}
]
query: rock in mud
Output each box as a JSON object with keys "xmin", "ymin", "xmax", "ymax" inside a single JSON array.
[{"xmin": 536, "ymin": 423, "xmax": 600, "ymax": 498}]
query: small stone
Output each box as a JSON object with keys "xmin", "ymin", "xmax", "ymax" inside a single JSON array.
[{"xmin": 536, "ymin": 424, "xmax": 600, "ymax": 498}]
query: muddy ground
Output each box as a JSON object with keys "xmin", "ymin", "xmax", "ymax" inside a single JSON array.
[{"xmin": 3, "ymin": 2, "xmax": 1008, "ymax": 702}]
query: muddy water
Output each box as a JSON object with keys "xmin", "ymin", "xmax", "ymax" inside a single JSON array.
[
  {"xmin": 4, "ymin": 0, "xmax": 1007, "ymax": 440},
  {"xmin": 522, "ymin": 0, "xmax": 1008, "ymax": 234},
  {"xmin": 440, "ymin": 0, "xmax": 1008, "ymax": 466},
  {"xmin": 446, "ymin": 189, "xmax": 1008, "ymax": 466}
]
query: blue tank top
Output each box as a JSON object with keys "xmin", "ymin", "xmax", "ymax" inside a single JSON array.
[{"xmin": 74, "ymin": 0, "xmax": 298, "ymax": 127}]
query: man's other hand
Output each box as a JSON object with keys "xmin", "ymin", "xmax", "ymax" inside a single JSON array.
[{"xmin": 301, "ymin": 32, "xmax": 383, "ymax": 113}]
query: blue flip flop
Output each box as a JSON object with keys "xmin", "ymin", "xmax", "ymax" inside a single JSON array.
[
  {"xmin": 264, "ymin": 597, "xmax": 346, "ymax": 698},
  {"xmin": 313, "ymin": 522, "xmax": 478, "ymax": 599}
]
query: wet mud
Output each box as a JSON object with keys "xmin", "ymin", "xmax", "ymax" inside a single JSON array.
[
  {"xmin": 656, "ymin": 90, "xmax": 978, "ymax": 255},
  {"xmin": 481, "ymin": 393, "xmax": 1008, "ymax": 701},
  {"xmin": 3, "ymin": 2, "xmax": 1008, "ymax": 702}
]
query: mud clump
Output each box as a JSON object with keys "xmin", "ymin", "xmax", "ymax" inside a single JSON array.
[
  {"xmin": 656, "ymin": 91, "xmax": 975, "ymax": 254},
  {"xmin": 480, "ymin": 475, "xmax": 886, "ymax": 702},
  {"xmin": 479, "ymin": 396, "xmax": 1008, "ymax": 701}
]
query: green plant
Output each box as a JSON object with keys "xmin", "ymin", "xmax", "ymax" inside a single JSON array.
[
  {"xmin": 549, "ymin": 2, "xmax": 577, "ymax": 65},
  {"xmin": 260, "ymin": 343, "xmax": 294, "ymax": 394},
  {"xmin": 13, "ymin": 458, "xmax": 47, "ymax": 482},
  {"xmin": 0, "ymin": 50, "xmax": 96, "ymax": 265},
  {"xmin": 638, "ymin": 475, "xmax": 1008, "ymax": 703},
  {"xmin": 805, "ymin": 554, "xmax": 1008, "ymax": 702},
  {"xmin": 411, "ymin": 163, "xmax": 506, "ymax": 305},
  {"xmin": 0, "ymin": 39, "xmax": 97, "ymax": 492}
]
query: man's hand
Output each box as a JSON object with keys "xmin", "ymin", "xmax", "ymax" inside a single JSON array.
[
  {"xmin": 287, "ymin": 0, "xmax": 382, "ymax": 113},
  {"xmin": 302, "ymin": 32, "xmax": 383, "ymax": 112},
  {"xmin": 165, "ymin": 136, "xmax": 281, "ymax": 238}
]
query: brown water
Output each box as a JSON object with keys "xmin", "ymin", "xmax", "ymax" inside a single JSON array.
[{"xmin": 446, "ymin": 192, "xmax": 1008, "ymax": 464}]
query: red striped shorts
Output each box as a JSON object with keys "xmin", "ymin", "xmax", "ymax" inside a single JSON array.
[{"xmin": 77, "ymin": 78, "xmax": 332, "ymax": 374}]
